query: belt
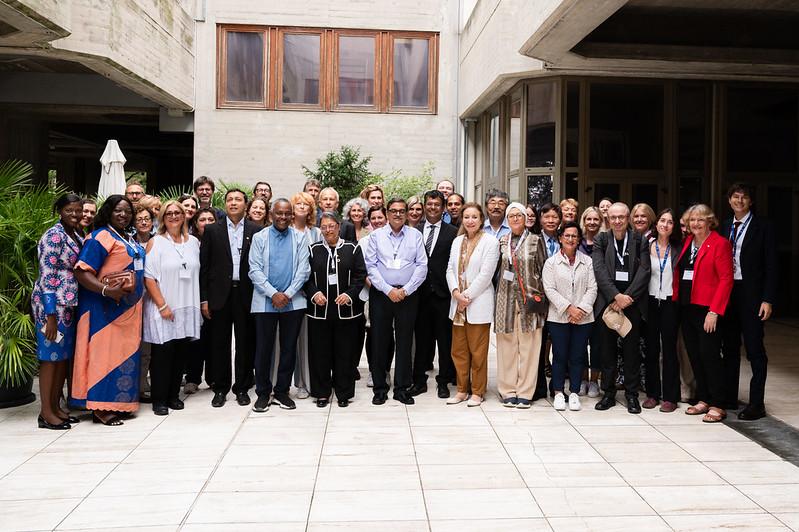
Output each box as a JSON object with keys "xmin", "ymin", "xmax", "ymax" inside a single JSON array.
[
  {"xmin": 391, "ymin": 285, "xmax": 404, "ymax": 289},
  {"xmin": 231, "ymin": 281, "xmax": 240, "ymax": 288}
]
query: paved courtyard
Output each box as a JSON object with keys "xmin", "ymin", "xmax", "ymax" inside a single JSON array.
[{"xmin": 1, "ymin": 320, "xmax": 799, "ymax": 532}]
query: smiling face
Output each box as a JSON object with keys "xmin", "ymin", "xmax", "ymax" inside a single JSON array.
[
  {"xmin": 607, "ymin": 204, "xmax": 629, "ymax": 235},
  {"xmin": 134, "ymin": 209, "xmax": 152, "ymax": 235},
  {"xmin": 349, "ymin": 203, "xmax": 365, "ymax": 224},
  {"xmin": 225, "ymin": 191, "xmax": 246, "ymax": 219},
  {"xmin": 319, "ymin": 217, "xmax": 340, "ymax": 246},
  {"xmin": 125, "ymin": 184, "xmax": 144, "ymax": 204},
  {"xmin": 486, "ymin": 196, "xmax": 508, "ymax": 223},
  {"xmin": 461, "ymin": 206, "xmax": 483, "ymax": 236},
  {"xmin": 369, "ymin": 209, "xmax": 387, "ymax": 229},
  {"xmin": 559, "ymin": 226, "xmax": 580, "ymax": 254},
  {"xmin": 436, "ymin": 180, "xmax": 454, "ymax": 199},
  {"xmin": 447, "ymin": 195, "xmax": 463, "ymax": 219},
  {"xmin": 407, "ymin": 203, "xmax": 423, "ymax": 223},
  {"xmin": 688, "ymin": 211, "xmax": 710, "ymax": 239},
  {"xmin": 195, "ymin": 211, "xmax": 216, "ymax": 236},
  {"xmin": 163, "ymin": 203, "xmax": 185, "ymax": 233},
  {"xmin": 293, "ymin": 198, "xmax": 312, "ymax": 226},
  {"xmin": 525, "ymin": 207, "xmax": 536, "ymax": 229},
  {"xmin": 583, "ymin": 211, "xmax": 601, "ymax": 234},
  {"xmin": 60, "ymin": 201, "xmax": 83, "ymax": 231},
  {"xmin": 254, "ymin": 183, "xmax": 272, "ymax": 201},
  {"xmin": 319, "ymin": 190, "xmax": 338, "ymax": 212},
  {"xmin": 248, "ymin": 199, "xmax": 267, "ymax": 222},
  {"xmin": 561, "ymin": 204, "xmax": 577, "ymax": 223},
  {"xmin": 632, "ymin": 208, "xmax": 651, "ymax": 234},
  {"xmin": 507, "ymin": 207, "xmax": 526, "ymax": 235},
  {"xmin": 195, "ymin": 183, "xmax": 214, "ymax": 206},
  {"xmin": 728, "ymin": 191, "xmax": 752, "ymax": 218},
  {"xmin": 111, "ymin": 200, "xmax": 133, "ymax": 232},
  {"xmin": 656, "ymin": 212, "xmax": 674, "ymax": 239},
  {"xmin": 81, "ymin": 202, "xmax": 96, "ymax": 229},
  {"xmin": 540, "ymin": 210, "xmax": 560, "ymax": 234},
  {"xmin": 304, "ymin": 183, "xmax": 321, "ymax": 200},
  {"xmin": 181, "ymin": 198, "xmax": 197, "ymax": 220},
  {"xmin": 424, "ymin": 196, "xmax": 443, "ymax": 224},
  {"xmin": 387, "ymin": 201, "xmax": 407, "ymax": 232},
  {"xmin": 272, "ymin": 200, "xmax": 292, "ymax": 231},
  {"xmin": 368, "ymin": 190, "xmax": 384, "ymax": 208},
  {"xmin": 599, "ymin": 199, "xmax": 612, "ymax": 216}
]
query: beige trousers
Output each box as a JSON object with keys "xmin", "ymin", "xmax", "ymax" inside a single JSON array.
[
  {"xmin": 496, "ymin": 312, "xmax": 543, "ymax": 400},
  {"xmin": 451, "ymin": 322, "xmax": 491, "ymax": 396}
]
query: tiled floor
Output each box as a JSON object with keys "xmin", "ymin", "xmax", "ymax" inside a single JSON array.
[{"xmin": 1, "ymin": 319, "xmax": 798, "ymax": 531}]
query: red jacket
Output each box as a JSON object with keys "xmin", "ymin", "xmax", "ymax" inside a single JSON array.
[{"xmin": 672, "ymin": 231, "xmax": 734, "ymax": 315}]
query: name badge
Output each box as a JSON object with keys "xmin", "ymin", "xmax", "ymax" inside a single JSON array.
[
  {"xmin": 327, "ymin": 273, "xmax": 338, "ymax": 285},
  {"xmin": 615, "ymin": 271, "xmax": 629, "ymax": 282},
  {"xmin": 388, "ymin": 259, "xmax": 402, "ymax": 270},
  {"xmin": 133, "ymin": 258, "xmax": 144, "ymax": 271},
  {"xmin": 683, "ymin": 270, "xmax": 694, "ymax": 281},
  {"xmin": 503, "ymin": 270, "xmax": 515, "ymax": 282},
  {"xmin": 179, "ymin": 265, "xmax": 191, "ymax": 279}
]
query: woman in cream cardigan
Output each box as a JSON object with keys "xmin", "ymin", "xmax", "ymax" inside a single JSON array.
[{"xmin": 445, "ymin": 203, "xmax": 499, "ymax": 407}]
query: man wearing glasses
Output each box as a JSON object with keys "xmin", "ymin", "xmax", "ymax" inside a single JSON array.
[
  {"xmin": 364, "ymin": 198, "xmax": 428, "ymax": 405},
  {"xmin": 483, "ymin": 189, "xmax": 511, "ymax": 239}
]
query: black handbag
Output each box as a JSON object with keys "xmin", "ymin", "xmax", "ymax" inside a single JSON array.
[{"xmin": 524, "ymin": 290, "xmax": 548, "ymax": 314}]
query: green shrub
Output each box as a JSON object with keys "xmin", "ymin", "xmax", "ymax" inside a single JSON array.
[{"xmin": 302, "ymin": 146, "xmax": 373, "ymax": 209}]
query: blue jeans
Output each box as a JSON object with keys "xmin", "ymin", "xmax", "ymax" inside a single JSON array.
[{"xmin": 547, "ymin": 321, "xmax": 593, "ymax": 394}]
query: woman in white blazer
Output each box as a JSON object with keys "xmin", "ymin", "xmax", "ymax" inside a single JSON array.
[
  {"xmin": 445, "ymin": 203, "xmax": 500, "ymax": 407},
  {"xmin": 542, "ymin": 221, "xmax": 597, "ymax": 412}
]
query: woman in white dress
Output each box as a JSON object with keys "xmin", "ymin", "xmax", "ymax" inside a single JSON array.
[{"xmin": 143, "ymin": 200, "xmax": 202, "ymax": 415}]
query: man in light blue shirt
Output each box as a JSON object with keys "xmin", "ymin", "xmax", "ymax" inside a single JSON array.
[
  {"xmin": 364, "ymin": 198, "xmax": 427, "ymax": 405},
  {"xmin": 249, "ymin": 199, "xmax": 311, "ymax": 412},
  {"xmin": 484, "ymin": 188, "xmax": 511, "ymax": 239}
]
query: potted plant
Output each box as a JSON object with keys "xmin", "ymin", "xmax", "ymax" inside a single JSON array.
[{"xmin": 0, "ymin": 160, "xmax": 64, "ymax": 408}]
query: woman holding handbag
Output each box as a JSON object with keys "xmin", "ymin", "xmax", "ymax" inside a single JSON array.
[
  {"xmin": 495, "ymin": 202, "xmax": 548, "ymax": 408},
  {"xmin": 72, "ymin": 195, "xmax": 146, "ymax": 426}
]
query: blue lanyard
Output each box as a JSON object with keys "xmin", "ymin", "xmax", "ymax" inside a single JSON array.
[
  {"xmin": 655, "ymin": 240, "xmax": 670, "ymax": 294},
  {"xmin": 729, "ymin": 214, "xmax": 752, "ymax": 257}
]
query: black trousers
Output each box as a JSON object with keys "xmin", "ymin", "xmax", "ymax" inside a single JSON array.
[
  {"xmin": 370, "ymin": 287, "xmax": 418, "ymax": 395},
  {"xmin": 151, "ymin": 338, "xmax": 190, "ymax": 405},
  {"xmin": 600, "ymin": 304, "xmax": 642, "ymax": 396},
  {"xmin": 721, "ymin": 283, "xmax": 768, "ymax": 408},
  {"xmin": 413, "ymin": 292, "xmax": 454, "ymax": 387},
  {"xmin": 253, "ymin": 309, "xmax": 304, "ymax": 397},
  {"xmin": 210, "ymin": 285, "xmax": 254, "ymax": 395},
  {"xmin": 365, "ymin": 322, "xmax": 394, "ymax": 375},
  {"xmin": 534, "ymin": 324, "xmax": 550, "ymax": 400},
  {"xmin": 682, "ymin": 304, "xmax": 724, "ymax": 407},
  {"xmin": 186, "ymin": 318, "xmax": 213, "ymax": 387},
  {"xmin": 645, "ymin": 296, "xmax": 681, "ymax": 403},
  {"xmin": 308, "ymin": 316, "xmax": 358, "ymax": 401}
]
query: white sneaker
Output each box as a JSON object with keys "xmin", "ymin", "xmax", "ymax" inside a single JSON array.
[
  {"xmin": 579, "ymin": 380, "xmax": 589, "ymax": 396},
  {"xmin": 553, "ymin": 392, "xmax": 566, "ymax": 411},
  {"xmin": 569, "ymin": 392, "xmax": 581, "ymax": 411},
  {"xmin": 587, "ymin": 382, "xmax": 600, "ymax": 398},
  {"xmin": 296, "ymin": 387, "xmax": 310, "ymax": 400},
  {"xmin": 367, "ymin": 373, "xmax": 374, "ymax": 388}
]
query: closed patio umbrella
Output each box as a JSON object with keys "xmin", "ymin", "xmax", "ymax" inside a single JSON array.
[{"xmin": 98, "ymin": 139, "xmax": 127, "ymax": 198}]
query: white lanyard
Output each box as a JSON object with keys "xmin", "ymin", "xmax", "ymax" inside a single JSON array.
[
  {"xmin": 325, "ymin": 241, "xmax": 341, "ymax": 273},
  {"xmin": 109, "ymin": 226, "xmax": 141, "ymax": 259},
  {"xmin": 614, "ymin": 232, "xmax": 628, "ymax": 267},
  {"xmin": 166, "ymin": 233, "xmax": 188, "ymax": 269},
  {"xmin": 389, "ymin": 230, "xmax": 405, "ymax": 260},
  {"xmin": 507, "ymin": 230, "xmax": 528, "ymax": 268},
  {"xmin": 655, "ymin": 240, "xmax": 670, "ymax": 294}
]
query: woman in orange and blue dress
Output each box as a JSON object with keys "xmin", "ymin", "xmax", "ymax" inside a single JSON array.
[
  {"xmin": 32, "ymin": 193, "xmax": 84, "ymax": 430},
  {"xmin": 72, "ymin": 195, "xmax": 146, "ymax": 426}
]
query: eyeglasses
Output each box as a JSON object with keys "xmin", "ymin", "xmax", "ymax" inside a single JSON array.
[
  {"xmin": 609, "ymin": 215, "xmax": 627, "ymax": 221},
  {"xmin": 561, "ymin": 234, "xmax": 580, "ymax": 240},
  {"xmin": 164, "ymin": 211, "xmax": 183, "ymax": 218},
  {"xmin": 388, "ymin": 209, "xmax": 406, "ymax": 215},
  {"xmin": 135, "ymin": 217, "xmax": 151, "ymax": 223}
]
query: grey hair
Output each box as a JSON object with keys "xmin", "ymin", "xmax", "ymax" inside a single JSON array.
[{"xmin": 342, "ymin": 197, "xmax": 369, "ymax": 221}]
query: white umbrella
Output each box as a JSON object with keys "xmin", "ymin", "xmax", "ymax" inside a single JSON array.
[{"xmin": 98, "ymin": 139, "xmax": 127, "ymax": 198}]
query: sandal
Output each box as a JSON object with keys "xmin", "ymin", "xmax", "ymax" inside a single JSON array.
[
  {"xmin": 685, "ymin": 401, "xmax": 709, "ymax": 415},
  {"xmin": 92, "ymin": 413, "xmax": 124, "ymax": 426},
  {"xmin": 702, "ymin": 408, "xmax": 726, "ymax": 423}
]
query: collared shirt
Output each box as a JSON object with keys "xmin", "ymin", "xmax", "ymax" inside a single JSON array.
[
  {"xmin": 226, "ymin": 216, "xmax": 244, "ymax": 281},
  {"xmin": 364, "ymin": 224, "xmax": 428, "ymax": 296},
  {"xmin": 483, "ymin": 219, "xmax": 510, "ymax": 240},
  {"xmin": 731, "ymin": 211, "xmax": 752, "ymax": 281},
  {"xmin": 442, "ymin": 211, "xmax": 452, "ymax": 224},
  {"xmin": 423, "ymin": 219, "xmax": 442, "ymax": 255},
  {"xmin": 266, "ymin": 225, "xmax": 293, "ymax": 312},
  {"xmin": 542, "ymin": 231, "xmax": 560, "ymax": 258}
]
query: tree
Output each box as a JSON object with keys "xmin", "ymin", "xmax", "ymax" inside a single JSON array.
[
  {"xmin": 379, "ymin": 162, "xmax": 437, "ymax": 201},
  {"xmin": 302, "ymin": 145, "xmax": 373, "ymax": 209}
]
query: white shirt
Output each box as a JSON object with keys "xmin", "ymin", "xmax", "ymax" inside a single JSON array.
[
  {"xmin": 648, "ymin": 244, "xmax": 673, "ymax": 300},
  {"xmin": 423, "ymin": 220, "xmax": 441, "ymax": 255},
  {"xmin": 226, "ymin": 217, "xmax": 244, "ymax": 281},
  {"xmin": 731, "ymin": 211, "xmax": 752, "ymax": 281}
]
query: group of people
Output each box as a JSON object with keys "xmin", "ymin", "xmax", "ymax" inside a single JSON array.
[{"xmin": 32, "ymin": 175, "xmax": 776, "ymax": 429}]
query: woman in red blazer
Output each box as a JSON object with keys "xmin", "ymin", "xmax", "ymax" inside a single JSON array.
[{"xmin": 672, "ymin": 204, "xmax": 733, "ymax": 423}]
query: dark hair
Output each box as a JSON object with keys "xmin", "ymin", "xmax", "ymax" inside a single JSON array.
[
  {"xmin": 557, "ymin": 221, "xmax": 582, "ymax": 240},
  {"xmin": 525, "ymin": 202, "xmax": 541, "ymax": 234},
  {"xmin": 386, "ymin": 197, "xmax": 407, "ymax": 210},
  {"xmin": 653, "ymin": 208, "xmax": 683, "ymax": 250},
  {"xmin": 303, "ymin": 179, "xmax": 322, "ymax": 191},
  {"xmin": 53, "ymin": 193, "xmax": 83, "ymax": 213},
  {"xmin": 599, "ymin": 196, "xmax": 614, "ymax": 205},
  {"xmin": 448, "ymin": 193, "xmax": 465, "ymax": 205},
  {"xmin": 271, "ymin": 197, "xmax": 292, "ymax": 211},
  {"xmin": 319, "ymin": 211, "xmax": 341, "ymax": 225},
  {"xmin": 423, "ymin": 190, "xmax": 445, "ymax": 205},
  {"xmin": 224, "ymin": 188, "xmax": 248, "ymax": 203},
  {"xmin": 484, "ymin": 188, "xmax": 509, "ymax": 204},
  {"xmin": 253, "ymin": 181, "xmax": 272, "ymax": 194},
  {"xmin": 94, "ymin": 195, "xmax": 133, "ymax": 230},
  {"xmin": 191, "ymin": 206, "xmax": 218, "ymax": 234},
  {"xmin": 193, "ymin": 175, "xmax": 215, "ymax": 192},
  {"xmin": 134, "ymin": 205, "xmax": 155, "ymax": 221},
  {"xmin": 726, "ymin": 182, "xmax": 755, "ymax": 201},
  {"xmin": 539, "ymin": 202, "xmax": 561, "ymax": 219},
  {"xmin": 368, "ymin": 205, "xmax": 387, "ymax": 219}
]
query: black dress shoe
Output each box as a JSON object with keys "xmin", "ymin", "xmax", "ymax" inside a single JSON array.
[
  {"xmin": 437, "ymin": 383, "xmax": 450, "ymax": 399},
  {"xmin": 338, "ymin": 399, "xmax": 349, "ymax": 408},
  {"xmin": 153, "ymin": 404, "xmax": 169, "ymax": 416},
  {"xmin": 317, "ymin": 398, "xmax": 329, "ymax": 408},
  {"xmin": 139, "ymin": 392, "xmax": 152, "ymax": 404},
  {"xmin": 626, "ymin": 395, "xmax": 641, "ymax": 414},
  {"xmin": 409, "ymin": 384, "xmax": 427, "ymax": 397},
  {"xmin": 595, "ymin": 394, "xmax": 617, "ymax": 411},
  {"xmin": 168, "ymin": 399, "xmax": 184, "ymax": 410},
  {"xmin": 393, "ymin": 392, "xmax": 415, "ymax": 405},
  {"xmin": 738, "ymin": 404, "xmax": 767, "ymax": 421},
  {"xmin": 372, "ymin": 393, "xmax": 387, "ymax": 405},
  {"xmin": 38, "ymin": 415, "xmax": 70, "ymax": 430},
  {"xmin": 211, "ymin": 392, "xmax": 226, "ymax": 407},
  {"xmin": 236, "ymin": 392, "xmax": 250, "ymax": 406}
]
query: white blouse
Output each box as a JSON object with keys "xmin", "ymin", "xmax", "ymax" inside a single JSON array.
[
  {"xmin": 648, "ymin": 246, "xmax": 674, "ymax": 300},
  {"xmin": 143, "ymin": 234, "xmax": 202, "ymax": 344}
]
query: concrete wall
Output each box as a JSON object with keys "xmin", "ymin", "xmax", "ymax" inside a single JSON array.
[{"xmin": 193, "ymin": 0, "xmax": 460, "ymax": 199}]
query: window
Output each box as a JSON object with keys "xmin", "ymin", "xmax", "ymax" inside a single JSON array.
[
  {"xmin": 509, "ymin": 92, "xmax": 522, "ymax": 173},
  {"xmin": 217, "ymin": 25, "xmax": 438, "ymax": 113},
  {"xmin": 489, "ymin": 110, "xmax": 500, "ymax": 180},
  {"xmin": 526, "ymin": 81, "xmax": 557, "ymax": 168}
]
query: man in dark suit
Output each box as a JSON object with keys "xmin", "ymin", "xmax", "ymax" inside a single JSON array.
[
  {"xmin": 410, "ymin": 190, "xmax": 459, "ymax": 398},
  {"xmin": 200, "ymin": 188, "xmax": 263, "ymax": 408},
  {"xmin": 720, "ymin": 183, "xmax": 778, "ymax": 420},
  {"xmin": 591, "ymin": 202, "xmax": 651, "ymax": 413}
]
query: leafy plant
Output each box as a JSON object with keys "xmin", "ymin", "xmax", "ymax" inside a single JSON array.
[
  {"xmin": 302, "ymin": 145, "xmax": 373, "ymax": 209},
  {"xmin": 212, "ymin": 181, "xmax": 252, "ymax": 210},
  {"xmin": 0, "ymin": 160, "xmax": 65, "ymax": 386},
  {"xmin": 156, "ymin": 185, "xmax": 192, "ymax": 203},
  {"xmin": 378, "ymin": 162, "xmax": 438, "ymax": 201}
]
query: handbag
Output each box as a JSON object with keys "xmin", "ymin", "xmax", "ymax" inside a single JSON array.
[
  {"xmin": 511, "ymin": 242, "xmax": 548, "ymax": 315},
  {"xmin": 102, "ymin": 270, "xmax": 136, "ymax": 293}
]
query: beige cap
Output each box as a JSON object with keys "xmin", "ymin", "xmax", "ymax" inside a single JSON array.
[{"xmin": 602, "ymin": 306, "xmax": 632, "ymax": 338}]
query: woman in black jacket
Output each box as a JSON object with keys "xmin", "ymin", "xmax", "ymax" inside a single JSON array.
[{"xmin": 305, "ymin": 212, "xmax": 366, "ymax": 407}]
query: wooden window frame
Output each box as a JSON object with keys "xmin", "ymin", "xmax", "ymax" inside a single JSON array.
[
  {"xmin": 217, "ymin": 25, "xmax": 269, "ymax": 109},
  {"xmin": 217, "ymin": 24, "xmax": 438, "ymax": 114}
]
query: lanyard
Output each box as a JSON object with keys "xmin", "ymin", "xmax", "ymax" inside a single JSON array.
[
  {"xmin": 389, "ymin": 229, "xmax": 405, "ymax": 259},
  {"xmin": 166, "ymin": 233, "xmax": 188, "ymax": 269},
  {"xmin": 655, "ymin": 240, "xmax": 670, "ymax": 294},
  {"xmin": 229, "ymin": 221, "xmax": 243, "ymax": 254},
  {"xmin": 325, "ymin": 241, "xmax": 341, "ymax": 273},
  {"xmin": 507, "ymin": 230, "xmax": 528, "ymax": 268},
  {"xmin": 690, "ymin": 243, "xmax": 699, "ymax": 265},
  {"xmin": 108, "ymin": 226, "xmax": 141, "ymax": 259},
  {"xmin": 729, "ymin": 213, "xmax": 752, "ymax": 258},
  {"xmin": 614, "ymin": 232, "xmax": 629, "ymax": 267}
]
